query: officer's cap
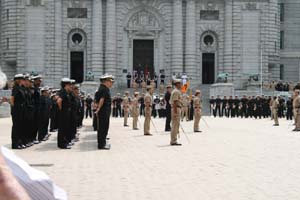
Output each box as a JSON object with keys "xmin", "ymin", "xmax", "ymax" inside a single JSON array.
[
  {"xmin": 146, "ymin": 85, "xmax": 153, "ymax": 89},
  {"xmin": 134, "ymin": 92, "xmax": 139, "ymax": 95},
  {"xmin": 24, "ymin": 74, "xmax": 31, "ymax": 80},
  {"xmin": 195, "ymin": 90, "xmax": 201, "ymax": 94},
  {"xmin": 61, "ymin": 78, "xmax": 72, "ymax": 84},
  {"xmin": 70, "ymin": 79, "xmax": 76, "ymax": 84},
  {"xmin": 173, "ymin": 79, "xmax": 181, "ymax": 84},
  {"xmin": 166, "ymin": 84, "xmax": 172, "ymax": 88},
  {"xmin": 100, "ymin": 74, "xmax": 114, "ymax": 82},
  {"xmin": 41, "ymin": 87, "xmax": 49, "ymax": 92},
  {"xmin": 74, "ymin": 84, "xmax": 80, "ymax": 89},
  {"xmin": 117, "ymin": 93, "xmax": 121, "ymax": 95},
  {"xmin": 14, "ymin": 74, "xmax": 25, "ymax": 80},
  {"xmin": 32, "ymin": 74, "xmax": 42, "ymax": 80},
  {"xmin": 125, "ymin": 91, "xmax": 129, "ymax": 94}
]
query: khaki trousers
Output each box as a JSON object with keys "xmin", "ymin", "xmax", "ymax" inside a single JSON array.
[
  {"xmin": 144, "ymin": 108, "xmax": 152, "ymax": 134},
  {"xmin": 132, "ymin": 109, "xmax": 138, "ymax": 129},
  {"xmin": 171, "ymin": 108, "xmax": 181, "ymax": 144},
  {"xmin": 273, "ymin": 109, "xmax": 279, "ymax": 125},
  {"xmin": 124, "ymin": 109, "xmax": 129, "ymax": 125},
  {"xmin": 296, "ymin": 113, "xmax": 300, "ymax": 129},
  {"xmin": 194, "ymin": 109, "xmax": 201, "ymax": 131}
]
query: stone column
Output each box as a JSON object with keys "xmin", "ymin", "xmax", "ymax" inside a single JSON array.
[
  {"xmin": 91, "ymin": 0, "xmax": 103, "ymax": 79},
  {"xmin": 54, "ymin": 0, "xmax": 63, "ymax": 83},
  {"xmin": 105, "ymin": 0, "xmax": 117, "ymax": 76},
  {"xmin": 185, "ymin": 0, "xmax": 197, "ymax": 84},
  {"xmin": 224, "ymin": 0, "xmax": 233, "ymax": 80},
  {"xmin": 171, "ymin": 0, "xmax": 183, "ymax": 75}
]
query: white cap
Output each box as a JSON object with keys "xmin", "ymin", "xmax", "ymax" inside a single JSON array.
[
  {"xmin": 61, "ymin": 78, "xmax": 72, "ymax": 83},
  {"xmin": 14, "ymin": 74, "xmax": 25, "ymax": 80},
  {"xmin": 100, "ymin": 74, "xmax": 115, "ymax": 82}
]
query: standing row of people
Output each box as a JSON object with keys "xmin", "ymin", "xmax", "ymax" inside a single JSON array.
[
  {"xmin": 209, "ymin": 95, "xmax": 292, "ymax": 120},
  {"xmin": 10, "ymin": 74, "xmax": 50, "ymax": 149},
  {"xmin": 10, "ymin": 74, "xmax": 88, "ymax": 150}
]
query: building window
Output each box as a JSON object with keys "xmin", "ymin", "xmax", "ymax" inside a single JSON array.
[
  {"xmin": 204, "ymin": 35, "xmax": 214, "ymax": 46},
  {"xmin": 67, "ymin": 8, "xmax": 87, "ymax": 18},
  {"xmin": 280, "ymin": 64, "xmax": 284, "ymax": 80},
  {"xmin": 280, "ymin": 31, "xmax": 284, "ymax": 49},
  {"xmin": 200, "ymin": 10, "xmax": 219, "ymax": 20},
  {"xmin": 72, "ymin": 33, "xmax": 83, "ymax": 44},
  {"xmin": 6, "ymin": 38, "xmax": 9, "ymax": 50},
  {"xmin": 280, "ymin": 3, "xmax": 284, "ymax": 22},
  {"xmin": 6, "ymin": 9, "xmax": 9, "ymax": 20}
]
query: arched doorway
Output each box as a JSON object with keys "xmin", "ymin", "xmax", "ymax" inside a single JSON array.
[
  {"xmin": 201, "ymin": 32, "xmax": 218, "ymax": 84},
  {"xmin": 133, "ymin": 39, "xmax": 154, "ymax": 77},
  {"xmin": 68, "ymin": 30, "xmax": 87, "ymax": 83},
  {"xmin": 124, "ymin": 8, "xmax": 163, "ymax": 79}
]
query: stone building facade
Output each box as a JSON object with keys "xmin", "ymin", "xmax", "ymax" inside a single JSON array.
[{"xmin": 0, "ymin": 0, "xmax": 298, "ymax": 87}]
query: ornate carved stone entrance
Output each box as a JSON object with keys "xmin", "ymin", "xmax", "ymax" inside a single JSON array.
[{"xmin": 124, "ymin": 8, "xmax": 163, "ymax": 76}]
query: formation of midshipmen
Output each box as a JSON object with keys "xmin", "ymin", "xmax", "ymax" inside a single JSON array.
[
  {"xmin": 209, "ymin": 91, "xmax": 300, "ymax": 129},
  {"xmin": 10, "ymin": 72, "xmax": 300, "ymax": 150},
  {"xmin": 10, "ymin": 74, "xmax": 85, "ymax": 149}
]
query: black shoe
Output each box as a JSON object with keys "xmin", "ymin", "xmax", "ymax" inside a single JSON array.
[
  {"xmin": 165, "ymin": 129, "xmax": 171, "ymax": 132},
  {"xmin": 124, "ymin": 125, "xmax": 129, "ymax": 127},
  {"xmin": 58, "ymin": 145, "xmax": 71, "ymax": 149},
  {"xmin": 273, "ymin": 124, "xmax": 279, "ymax": 126},
  {"xmin": 133, "ymin": 128, "xmax": 139, "ymax": 130},
  {"xmin": 12, "ymin": 144, "xmax": 22, "ymax": 149},
  {"xmin": 194, "ymin": 130, "xmax": 202, "ymax": 133},
  {"xmin": 170, "ymin": 143, "xmax": 182, "ymax": 146},
  {"xmin": 98, "ymin": 144, "xmax": 111, "ymax": 150}
]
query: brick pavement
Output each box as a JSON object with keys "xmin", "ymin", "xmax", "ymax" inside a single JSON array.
[{"xmin": 0, "ymin": 116, "xmax": 299, "ymax": 200}]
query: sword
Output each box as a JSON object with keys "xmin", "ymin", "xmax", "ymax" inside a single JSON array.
[
  {"xmin": 180, "ymin": 124, "xmax": 190, "ymax": 143},
  {"xmin": 201, "ymin": 117, "xmax": 210, "ymax": 129},
  {"xmin": 150, "ymin": 119, "xmax": 159, "ymax": 134}
]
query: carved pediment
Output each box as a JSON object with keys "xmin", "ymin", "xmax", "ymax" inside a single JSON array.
[{"xmin": 127, "ymin": 10, "xmax": 161, "ymax": 30}]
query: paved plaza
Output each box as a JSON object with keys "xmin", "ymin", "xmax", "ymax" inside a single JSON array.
[{"xmin": 0, "ymin": 116, "xmax": 300, "ymax": 200}]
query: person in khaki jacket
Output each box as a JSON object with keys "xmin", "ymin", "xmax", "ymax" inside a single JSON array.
[
  {"xmin": 131, "ymin": 92, "xmax": 140, "ymax": 130},
  {"xmin": 293, "ymin": 90, "xmax": 300, "ymax": 131},
  {"xmin": 193, "ymin": 90, "xmax": 202, "ymax": 132},
  {"xmin": 141, "ymin": 80, "xmax": 147, "ymax": 93},
  {"xmin": 170, "ymin": 79, "xmax": 183, "ymax": 146},
  {"xmin": 271, "ymin": 96, "xmax": 280, "ymax": 126},
  {"xmin": 144, "ymin": 86, "xmax": 153, "ymax": 136},
  {"xmin": 181, "ymin": 95, "xmax": 189, "ymax": 121},
  {"xmin": 123, "ymin": 91, "xmax": 130, "ymax": 127}
]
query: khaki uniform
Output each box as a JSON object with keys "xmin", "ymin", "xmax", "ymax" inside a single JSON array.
[
  {"xmin": 269, "ymin": 98, "xmax": 274, "ymax": 120},
  {"xmin": 132, "ymin": 81, "xmax": 138, "ymax": 91},
  {"xmin": 294, "ymin": 95, "xmax": 300, "ymax": 130},
  {"xmin": 150, "ymin": 81, "xmax": 156, "ymax": 89},
  {"xmin": 144, "ymin": 92, "xmax": 152, "ymax": 135},
  {"xmin": 193, "ymin": 96, "xmax": 202, "ymax": 131},
  {"xmin": 181, "ymin": 97, "xmax": 189, "ymax": 121},
  {"xmin": 123, "ymin": 96, "xmax": 130, "ymax": 126},
  {"xmin": 141, "ymin": 81, "xmax": 147, "ymax": 93},
  {"xmin": 131, "ymin": 97, "xmax": 139, "ymax": 129},
  {"xmin": 159, "ymin": 84, "xmax": 165, "ymax": 95},
  {"xmin": 170, "ymin": 88, "xmax": 182, "ymax": 144},
  {"xmin": 271, "ymin": 99, "xmax": 279, "ymax": 125}
]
